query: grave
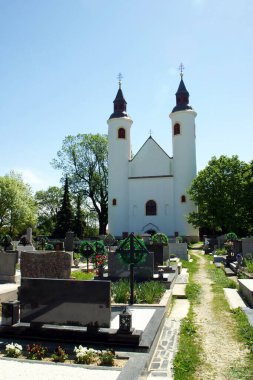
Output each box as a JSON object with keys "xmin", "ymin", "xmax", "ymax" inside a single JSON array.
[
  {"xmin": 0, "ymin": 251, "xmax": 18, "ymax": 283},
  {"xmin": 20, "ymin": 251, "xmax": 71, "ymax": 279},
  {"xmin": 242, "ymin": 237, "xmax": 253, "ymax": 259},
  {"xmin": 238, "ymin": 279, "xmax": 253, "ymax": 308},
  {"xmin": 108, "ymin": 251, "xmax": 154, "ymax": 281},
  {"xmin": 168, "ymin": 242, "xmax": 188, "ymax": 260}
]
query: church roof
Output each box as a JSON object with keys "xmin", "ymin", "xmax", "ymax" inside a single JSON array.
[
  {"xmin": 171, "ymin": 78, "xmax": 193, "ymax": 113},
  {"xmin": 109, "ymin": 85, "xmax": 129, "ymax": 119}
]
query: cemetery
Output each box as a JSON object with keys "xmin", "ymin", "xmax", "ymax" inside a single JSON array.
[{"xmin": 0, "ymin": 229, "xmax": 187, "ymax": 378}]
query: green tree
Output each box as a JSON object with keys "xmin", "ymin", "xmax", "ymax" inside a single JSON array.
[
  {"xmin": 35, "ymin": 186, "xmax": 62, "ymax": 235},
  {"xmin": 0, "ymin": 172, "xmax": 37, "ymax": 237},
  {"xmin": 244, "ymin": 160, "xmax": 253, "ymax": 233},
  {"xmin": 73, "ymin": 193, "xmax": 86, "ymax": 239},
  {"xmin": 187, "ymin": 155, "xmax": 248, "ymax": 235},
  {"xmin": 53, "ymin": 177, "xmax": 74, "ymax": 238},
  {"xmin": 51, "ymin": 133, "xmax": 108, "ymax": 235}
]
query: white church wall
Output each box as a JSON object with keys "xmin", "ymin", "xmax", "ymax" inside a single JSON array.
[
  {"xmin": 129, "ymin": 137, "xmax": 172, "ymax": 178},
  {"xmin": 128, "ymin": 177, "xmax": 174, "ymax": 235}
]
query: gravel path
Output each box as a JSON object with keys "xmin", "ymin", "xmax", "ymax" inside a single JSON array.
[{"xmin": 193, "ymin": 252, "xmax": 248, "ymax": 380}]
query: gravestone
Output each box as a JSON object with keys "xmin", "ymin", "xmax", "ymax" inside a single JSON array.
[
  {"xmin": 26, "ymin": 227, "xmax": 33, "ymax": 244},
  {"xmin": 19, "ymin": 278, "xmax": 111, "ymax": 328},
  {"xmin": 20, "ymin": 251, "xmax": 71, "ymax": 279},
  {"xmin": 146, "ymin": 244, "xmax": 163, "ymax": 267},
  {"xmin": 238, "ymin": 279, "xmax": 253, "ymax": 308},
  {"xmin": 108, "ymin": 251, "xmax": 154, "ymax": 281},
  {"xmin": 64, "ymin": 231, "xmax": 74, "ymax": 251},
  {"xmin": 0, "ymin": 251, "xmax": 18, "ymax": 283},
  {"xmin": 169, "ymin": 243, "xmax": 188, "ymax": 260},
  {"xmin": 242, "ymin": 237, "xmax": 253, "ymax": 259}
]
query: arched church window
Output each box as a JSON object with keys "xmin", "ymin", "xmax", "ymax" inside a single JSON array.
[
  {"xmin": 146, "ymin": 200, "xmax": 157, "ymax": 216},
  {"xmin": 112, "ymin": 198, "xmax": 117, "ymax": 206},
  {"xmin": 181, "ymin": 195, "xmax": 186, "ymax": 203},
  {"xmin": 174, "ymin": 123, "xmax": 180, "ymax": 135},
  {"xmin": 118, "ymin": 128, "xmax": 126, "ymax": 139}
]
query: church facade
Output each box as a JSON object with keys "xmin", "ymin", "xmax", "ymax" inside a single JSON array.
[{"xmin": 107, "ymin": 76, "xmax": 199, "ymax": 240}]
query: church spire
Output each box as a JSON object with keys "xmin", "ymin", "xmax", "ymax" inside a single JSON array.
[
  {"xmin": 109, "ymin": 73, "xmax": 129, "ymax": 119},
  {"xmin": 171, "ymin": 64, "xmax": 193, "ymax": 113}
]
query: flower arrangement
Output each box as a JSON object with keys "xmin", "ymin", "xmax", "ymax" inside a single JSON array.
[
  {"xmin": 51, "ymin": 345, "xmax": 68, "ymax": 362},
  {"xmin": 151, "ymin": 233, "xmax": 168, "ymax": 246},
  {"xmin": 74, "ymin": 345, "xmax": 98, "ymax": 364},
  {"xmin": 26, "ymin": 343, "xmax": 48, "ymax": 360},
  {"xmin": 92, "ymin": 240, "xmax": 107, "ymax": 269},
  {"xmin": 5, "ymin": 342, "xmax": 22, "ymax": 358}
]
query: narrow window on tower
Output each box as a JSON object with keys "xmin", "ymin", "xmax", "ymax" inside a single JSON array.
[
  {"xmin": 174, "ymin": 123, "xmax": 180, "ymax": 135},
  {"xmin": 112, "ymin": 198, "xmax": 117, "ymax": 206},
  {"xmin": 146, "ymin": 200, "xmax": 157, "ymax": 215},
  {"xmin": 181, "ymin": 195, "xmax": 186, "ymax": 203},
  {"xmin": 118, "ymin": 128, "xmax": 126, "ymax": 139}
]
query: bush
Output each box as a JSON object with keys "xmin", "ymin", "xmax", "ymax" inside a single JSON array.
[
  {"xmin": 225, "ymin": 232, "xmax": 238, "ymax": 241},
  {"xmin": 5, "ymin": 342, "xmax": 22, "ymax": 358},
  {"xmin": 151, "ymin": 233, "xmax": 168, "ymax": 246},
  {"xmin": 99, "ymin": 349, "xmax": 116, "ymax": 366},
  {"xmin": 26, "ymin": 343, "xmax": 48, "ymax": 360},
  {"xmin": 51, "ymin": 346, "xmax": 68, "ymax": 362},
  {"xmin": 136, "ymin": 281, "xmax": 166, "ymax": 304},
  {"xmin": 74, "ymin": 346, "xmax": 97, "ymax": 364}
]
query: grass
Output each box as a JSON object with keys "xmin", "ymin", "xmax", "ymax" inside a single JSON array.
[
  {"xmin": 71, "ymin": 270, "xmax": 95, "ymax": 280},
  {"xmin": 173, "ymin": 307, "xmax": 201, "ymax": 380},
  {"xmin": 245, "ymin": 259, "xmax": 253, "ymax": 274},
  {"xmin": 173, "ymin": 253, "xmax": 202, "ymax": 379}
]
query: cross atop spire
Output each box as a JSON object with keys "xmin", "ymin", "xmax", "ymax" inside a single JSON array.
[
  {"xmin": 178, "ymin": 63, "xmax": 185, "ymax": 79},
  {"xmin": 117, "ymin": 73, "xmax": 123, "ymax": 89}
]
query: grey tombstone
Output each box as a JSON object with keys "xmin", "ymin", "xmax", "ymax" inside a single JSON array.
[
  {"xmin": 26, "ymin": 227, "xmax": 33, "ymax": 244},
  {"xmin": 20, "ymin": 251, "xmax": 71, "ymax": 279},
  {"xmin": 64, "ymin": 231, "xmax": 74, "ymax": 251},
  {"xmin": 108, "ymin": 251, "xmax": 154, "ymax": 281},
  {"xmin": 242, "ymin": 237, "xmax": 253, "ymax": 259},
  {"xmin": 0, "ymin": 251, "xmax": 18, "ymax": 283},
  {"xmin": 169, "ymin": 243, "xmax": 188, "ymax": 260}
]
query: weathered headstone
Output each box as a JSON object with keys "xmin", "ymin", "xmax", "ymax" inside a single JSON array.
[
  {"xmin": 26, "ymin": 227, "xmax": 33, "ymax": 244},
  {"xmin": 242, "ymin": 237, "xmax": 253, "ymax": 259},
  {"xmin": 169, "ymin": 243, "xmax": 188, "ymax": 260},
  {"xmin": 0, "ymin": 251, "xmax": 18, "ymax": 283},
  {"xmin": 64, "ymin": 231, "xmax": 74, "ymax": 251},
  {"xmin": 20, "ymin": 251, "xmax": 71, "ymax": 279}
]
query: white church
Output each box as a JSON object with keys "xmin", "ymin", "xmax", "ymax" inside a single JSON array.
[{"xmin": 107, "ymin": 74, "xmax": 199, "ymax": 240}]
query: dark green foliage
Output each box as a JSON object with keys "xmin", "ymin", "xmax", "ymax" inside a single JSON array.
[
  {"xmin": 73, "ymin": 193, "xmax": 86, "ymax": 239},
  {"xmin": 53, "ymin": 177, "xmax": 74, "ymax": 238},
  {"xmin": 151, "ymin": 232, "xmax": 168, "ymax": 245},
  {"xmin": 111, "ymin": 280, "xmax": 165, "ymax": 304},
  {"xmin": 188, "ymin": 155, "xmax": 250, "ymax": 235},
  {"xmin": 52, "ymin": 134, "xmax": 108, "ymax": 235},
  {"xmin": 225, "ymin": 232, "xmax": 238, "ymax": 241},
  {"xmin": 117, "ymin": 235, "xmax": 148, "ymax": 265}
]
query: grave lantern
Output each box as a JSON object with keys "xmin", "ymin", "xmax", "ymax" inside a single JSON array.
[{"xmin": 119, "ymin": 307, "xmax": 132, "ymax": 333}]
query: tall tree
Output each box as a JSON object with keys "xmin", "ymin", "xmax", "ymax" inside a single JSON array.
[
  {"xmin": 73, "ymin": 193, "xmax": 86, "ymax": 239},
  {"xmin": 35, "ymin": 186, "xmax": 62, "ymax": 235},
  {"xmin": 0, "ymin": 171, "xmax": 37, "ymax": 237},
  {"xmin": 51, "ymin": 133, "xmax": 108, "ymax": 235},
  {"xmin": 53, "ymin": 177, "xmax": 74, "ymax": 238},
  {"xmin": 187, "ymin": 155, "xmax": 249, "ymax": 236},
  {"xmin": 244, "ymin": 160, "xmax": 253, "ymax": 233}
]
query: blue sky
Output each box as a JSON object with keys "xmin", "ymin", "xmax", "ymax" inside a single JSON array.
[{"xmin": 0, "ymin": 0, "xmax": 252, "ymax": 192}]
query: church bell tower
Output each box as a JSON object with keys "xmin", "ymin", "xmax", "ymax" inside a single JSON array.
[{"xmin": 107, "ymin": 76, "xmax": 133, "ymax": 236}]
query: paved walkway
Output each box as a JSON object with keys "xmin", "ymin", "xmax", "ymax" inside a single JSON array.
[{"xmin": 147, "ymin": 270, "xmax": 190, "ymax": 379}]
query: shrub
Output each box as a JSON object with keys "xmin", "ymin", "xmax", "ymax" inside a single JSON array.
[
  {"xmin": 225, "ymin": 232, "xmax": 238, "ymax": 241},
  {"xmin": 26, "ymin": 343, "xmax": 48, "ymax": 360},
  {"xmin": 99, "ymin": 349, "xmax": 116, "ymax": 366},
  {"xmin": 51, "ymin": 346, "xmax": 68, "ymax": 362},
  {"xmin": 112, "ymin": 279, "xmax": 130, "ymax": 303},
  {"xmin": 136, "ymin": 281, "xmax": 166, "ymax": 304},
  {"xmin": 74, "ymin": 346, "xmax": 97, "ymax": 364},
  {"xmin": 245, "ymin": 259, "xmax": 253, "ymax": 274},
  {"xmin": 5, "ymin": 342, "xmax": 22, "ymax": 358}
]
